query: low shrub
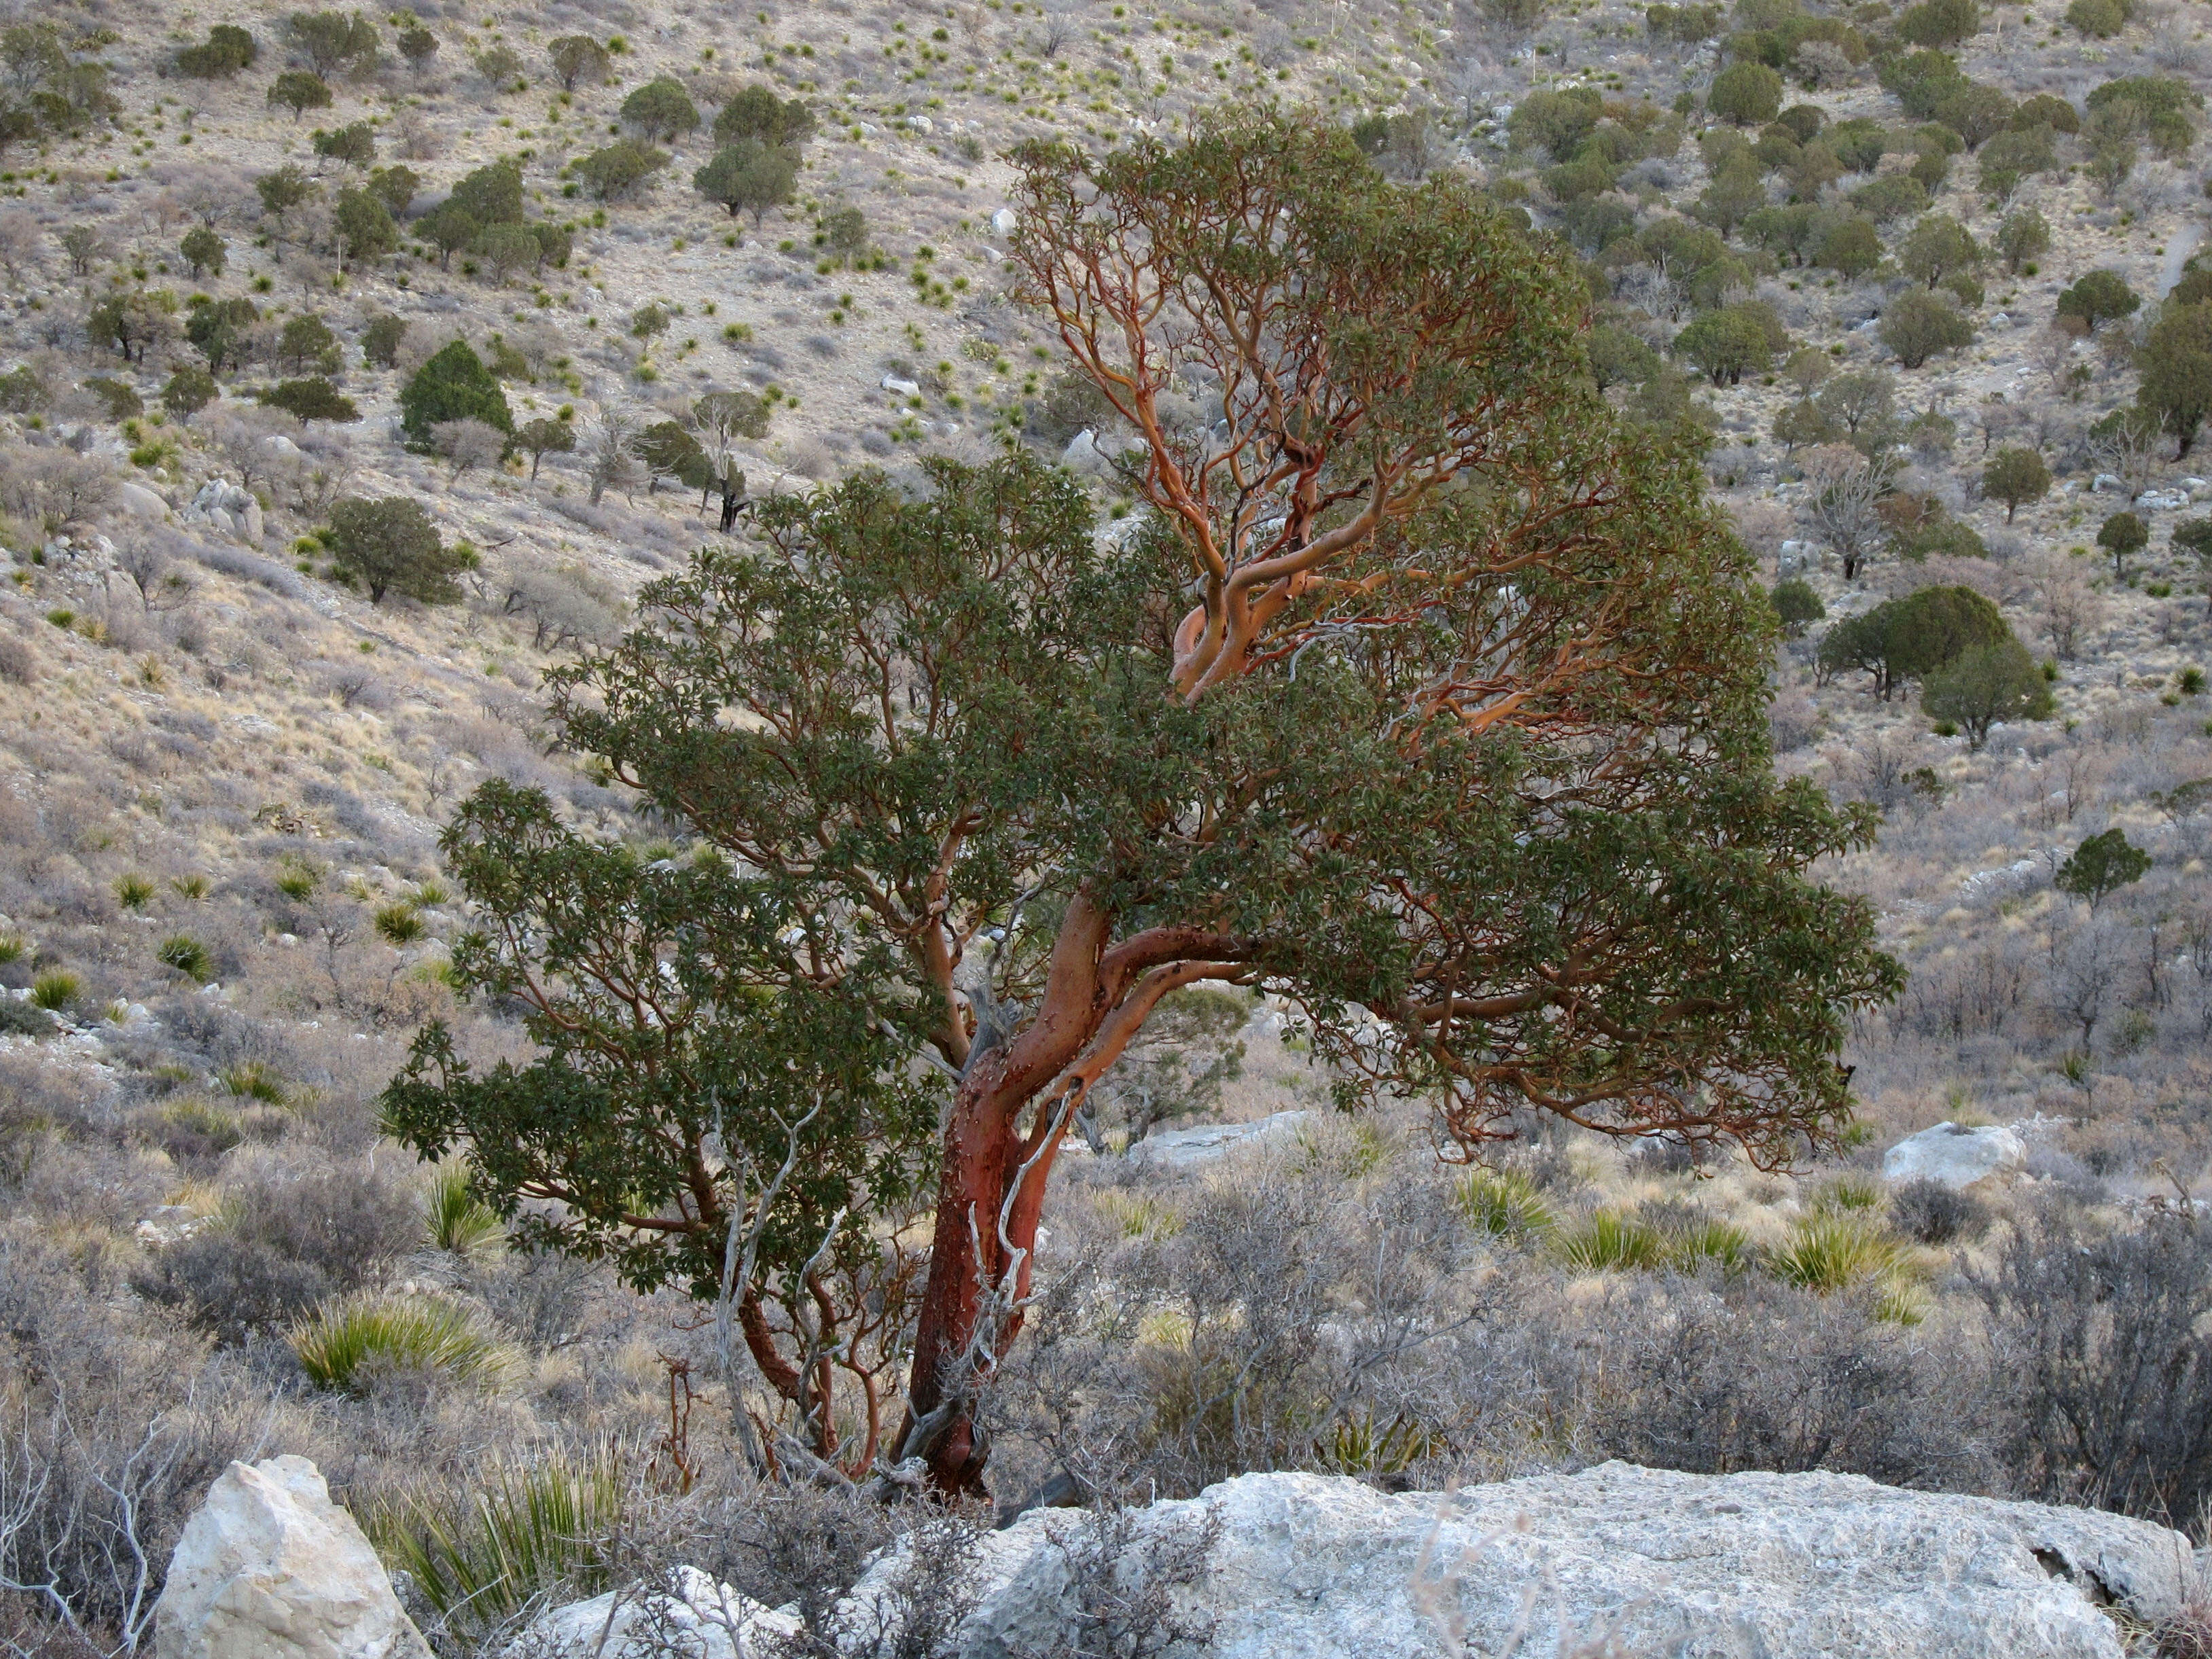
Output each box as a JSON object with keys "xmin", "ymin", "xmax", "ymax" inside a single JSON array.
[
  {"xmin": 0, "ymin": 997, "xmax": 54, "ymax": 1037},
  {"xmin": 130, "ymin": 1160, "xmax": 421, "ymax": 1344},
  {"xmin": 1890, "ymin": 1177, "xmax": 1989, "ymax": 1245}
]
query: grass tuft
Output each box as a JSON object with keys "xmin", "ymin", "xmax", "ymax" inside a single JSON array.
[
  {"xmin": 218, "ymin": 1060, "xmax": 287, "ymax": 1104},
  {"xmin": 290, "ymin": 1292, "xmax": 506, "ymax": 1392}
]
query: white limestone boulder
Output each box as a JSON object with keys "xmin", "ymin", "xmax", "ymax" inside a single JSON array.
[
  {"xmin": 517, "ymin": 1566, "xmax": 800, "ymax": 1659},
  {"xmin": 154, "ymin": 1457, "xmax": 429, "ymax": 1659},
  {"xmin": 1883, "ymin": 1122, "xmax": 2026, "ymax": 1190},
  {"xmin": 1122, "ymin": 1110, "xmax": 1309, "ymax": 1172},
  {"xmin": 842, "ymin": 1466, "xmax": 2193, "ymax": 1659}
]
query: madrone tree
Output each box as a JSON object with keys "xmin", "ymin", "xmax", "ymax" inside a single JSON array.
[{"xmin": 382, "ymin": 113, "xmax": 1899, "ymax": 1498}]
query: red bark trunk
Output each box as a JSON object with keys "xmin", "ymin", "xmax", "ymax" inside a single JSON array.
[
  {"xmin": 894, "ymin": 899, "xmax": 1116, "ymax": 1495},
  {"xmin": 899, "ymin": 1071, "xmax": 1021, "ymax": 1495}
]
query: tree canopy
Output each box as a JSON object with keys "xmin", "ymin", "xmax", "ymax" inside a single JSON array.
[
  {"xmin": 1817, "ymin": 585, "xmax": 2013, "ymax": 699},
  {"xmin": 327, "ymin": 496, "xmax": 474, "ymax": 604},
  {"xmin": 400, "ymin": 340, "xmax": 513, "ymax": 447},
  {"xmin": 385, "ymin": 111, "xmax": 1901, "ymax": 1497}
]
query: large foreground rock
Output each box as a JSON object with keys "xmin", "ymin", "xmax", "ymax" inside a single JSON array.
[
  {"xmin": 1883, "ymin": 1122, "xmax": 2026, "ymax": 1189},
  {"xmin": 844, "ymin": 1466, "xmax": 2193, "ymax": 1658},
  {"xmin": 155, "ymin": 1457, "xmax": 429, "ymax": 1659}
]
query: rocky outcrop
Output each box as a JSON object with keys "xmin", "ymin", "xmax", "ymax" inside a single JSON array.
[
  {"xmin": 1883, "ymin": 1122, "xmax": 2026, "ymax": 1189},
  {"xmin": 842, "ymin": 1465, "xmax": 2194, "ymax": 1659},
  {"xmin": 154, "ymin": 1457, "xmax": 429, "ymax": 1659},
  {"xmin": 519, "ymin": 1566, "xmax": 800, "ymax": 1659},
  {"xmin": 1121, "ymin": 1110, "xmax": 1309, "ymax": 1172},
  {"xmin": 183, "ymin": 480, "xmax": 263, "ymax": 543}
]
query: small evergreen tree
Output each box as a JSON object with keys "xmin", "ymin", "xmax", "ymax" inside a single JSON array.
[
  {"xmin": 312, "ymin": 121, "xmax": 376, "ymax": 166},
  {"xmin": 160, "ymin": 366, "xmax": 217, "ymax": 422},
  {"xmin": 1921, "ymin": 638, "xmax": 2053, "ymax": 747},
  {"xmin": 283, "ymin": 10, "xmax": 378, "ymax": 77},
  {"xmin": 448, "ymin": 158, "xmax": 525, "ymax": 226},
  {"xmin": 2056, "ymin": 269, "xmax": 2139, "ymax": 332},
  {"xmin": 1771, "ymin": 577, "xmax": 1825, "ymax": 636},
  {"xmin": 258, "ymin": 378, "xmax": 359, "ymax": 423},
  {"xmin": 2097, "ymin": 510, "xmax": 2149, "ymax": 580},
  {"xmin": 548, "ymin": 35, "xmax": 611, "ymax": 90},
  {"xmin": 1993, "ymin": 208, "xmax": 2050, "ymax": 273},
  {"xmin": 326, "ymin": 497, "xmax": 474, "ymax": 604},
  {"xmin": 1709, "ymin": 61, "xmax": 1783, "ymax": 125},
  {"xmin": 1881, "ymin": 289, "xmax": 1974, "ymax": 368},
  {"xmin": 516, "ymin": 416, "xmax": 575, "ymax": 481},
  {"xmin": 177, "ymin": 23, "xmax": 256, "ymax": 77},
  {"xmin": 185, "ymin": 298, "xmax": 260, "ymax": 376},
  {"xmin": 399, "ymin": 340, "xmax": 514, "ymax": 448},
  {"xmin": 713, "ymin": 84, "xmax": 815, "ymax": 148},
  {"xmin": 266, "ymin": 71, "xmax": 333, "ymax": 121},
  {"xmin": 574, "ymin": 140, "xmax": 668, "ymax": 202},
  {"xmin": 620, "ymin": 77, "xmax": 698, "ymax": 145},
  {"xmin": 179, "ymin": 225, "xmax": 226, "ymax": 279},
  {"xmin": 2138, "ymin": 300, "xmax": 2212, "ymax": 457},
  {"xmin": 2055, "ymin": 827, "xmax": 2152, "ymax": 909},
  {"xmin": 693, "ymin": 139, "xmax": 798, "ymax": 226},
  {"xmin": 361, "ymin": 314, "xmax": 406, "ymax": 369},
  {"xmin": 1817, "ymin": 585, "xmax": 2011, "ymax": 699},
  {"xmin": 1982, "ymin": 446, "xmax": 2050, "ymax": 522},
  {"xmin": 334, "ymin": 188, "xmax": 397, "ymax": 266}
]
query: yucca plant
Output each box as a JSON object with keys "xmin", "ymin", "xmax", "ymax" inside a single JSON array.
[
  {"xmin": 30, "ymin": 970, "xmax": 80, "ymax": 1012},
  {"xmin": 274, "ymin": 859, "xmax": 322, "ymax": 902},
  {"xmin": 1666, "ymin": 1219, "xmax": 1753, "ymax": 1274},
  {"xmin": 113, "ymin": 874, "xmax": 156, "ymax": 910},
  {"xmin": 1315, "ymin": 1410, "xmax": 1440, "ymax": 1476},
  {"xmin": 425, "ymin": 1164, "xmax": 506, "ymax": 1259},
  {"xmin": 218, "ymin": 1060, "xmax": 287, "ymax": 1104},
  {"xmin": 1552, "ymin": 1211, "xmax": 1667, "ymax": 1273},
  {"xmin": 1766, "ymin": 1213, "xmax": 1927, "ymax": 1322},
  {"xmin": 1452, "ymin": 1167, "xmax": 1556, "ymax": 1241},
  {"xmin": 374, "ymin": 902, "xmax": 425, "ymax": 946},
  {"xmin": 1808, "ymin": 1173, "xmax": 1883, "ymax": 1215},
  {"xmin": 171, "ymin": 874, "xmax": 210, "ymax": 900},
  {"xmin": 367, "ymin": 1448, "xmax": 625, "ymax": 1635},
  {"xmin": 157, "ymin": 934, "xmax": 213, "ymax": 983},
  {"xmin": 290, "ymin": 1293, "xmax": 506, "ymax": 1392}
]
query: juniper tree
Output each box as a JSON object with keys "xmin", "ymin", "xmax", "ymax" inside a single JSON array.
[{"xmin": 384, "ymin": 111, "xmax": 1900, "ymax": 1497}]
